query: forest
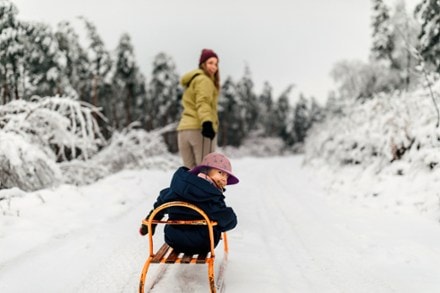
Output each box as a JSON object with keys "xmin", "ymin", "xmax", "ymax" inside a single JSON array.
[{"xmin": 1, "ymin": 0, "xmax": 440, "ymax": 191}]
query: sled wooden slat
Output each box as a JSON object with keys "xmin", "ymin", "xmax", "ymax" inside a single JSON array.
[
  {"xmin": 181, "ymin": 253, "xmax": 193, "ymax": 264},
  {"xmin": 151, "ymin": 243, "xmax": 171, "ymax": 263},
  {"xmin": 166, "ymin": 250, "xmax": 180, "ymax": 263},
  {"xmin": 139, "ymin": 201, "xmax": 229, "ymax": 293},
  {"xmin": 196, "ymin": 252, "xmax": 208, "ymax": 264}
]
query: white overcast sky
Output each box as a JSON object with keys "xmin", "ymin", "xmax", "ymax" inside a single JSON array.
[{"xmin": 13, "ymin": 0, "xmax": 419, "ymax": 103}]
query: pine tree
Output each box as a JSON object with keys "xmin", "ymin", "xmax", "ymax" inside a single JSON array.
[
  {"xmin": 0, "ymin": 0, "xmax": 25, "ymax": 102},
  {"xmin": 112, "ymin": 33, "xmax": 146, "ymax": 129},
  {"xmin": 55, "ymin": 21, "xmax": 91, "ymax": 100},
  {"xmin": 309, "ymin": 97, "xmax": 324, "ymax": 124},
  {"xmin": 80, "ymin": 17, "xmax": 112, "ymax": 106},
  {"xmin": 145, "ymin": 52, "xmax": 179, "ymax": 130},
  {"xmin": 258, "ymin": 81, "xmax": 277, "ymax": 136},
  {"xmin": 236, "ymin": 65, "xmax": 258, "ymax": 134},
  {"xmin": 22, "ymin": 21, "xmax": 69, "ymax": 98},
  {"xmin": 371, "ymin": 0, "xmax": 395, "ymax": 65},
  {"xmin": 274, "ymin": 85, "xmax": 294, "ymax": 145},
  {"xmin": 415, "ymin": 0, "xmax": 440, "ymax": 72},
  {"xmin": 293, "ymin": 94, "xmax": 309, "ymax": 144},
  {"xmin": 389, "ymin": 0, "xmax": 420, "ymax": 89},
  {"xmin": 218, "ymin": 76, "xmax": 244, "ymax": 147}
]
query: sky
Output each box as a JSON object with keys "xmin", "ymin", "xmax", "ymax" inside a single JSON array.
[
  {"xmin": 1, "ymin": 155, "xmax": 440, "ymax": 292},
  {"xmin": 12, "ymin": 0, "xmax": 419, "ymax": 103}
]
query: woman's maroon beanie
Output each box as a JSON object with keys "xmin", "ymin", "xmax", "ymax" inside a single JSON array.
[{"xmin": 199, "ymin": 49, "xmax": 218, "ymax": 65}]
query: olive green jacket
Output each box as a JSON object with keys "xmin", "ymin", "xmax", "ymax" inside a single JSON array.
[{"xmin": 177, "ymin": 69, "xmax": 219, "ymax": 132}]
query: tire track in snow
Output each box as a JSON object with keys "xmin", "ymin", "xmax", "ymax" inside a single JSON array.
[
  {"xmin": 230, "ymin": 156, "xmax": 398, "ymax": 293},
  {"xmin": 270, "ymin": 156, "xmax": 399, "ymax": 293}
]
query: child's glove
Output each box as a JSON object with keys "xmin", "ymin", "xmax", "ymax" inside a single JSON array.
[
  {"xmin": 139, "ymin": 223, "xmax": 157, "ymax": 236},
  {"xmin": 139, "ymin": 209, "xmax": 157, "ymax": 236}
]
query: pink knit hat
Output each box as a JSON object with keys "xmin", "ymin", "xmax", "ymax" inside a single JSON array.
[
  {"xmin": 190, "ymin": 152, "xmax": 239, "ymax": 185},
  {"xmin": 199, "ymin": 49, "xmax": 218, "ymax": 66}
]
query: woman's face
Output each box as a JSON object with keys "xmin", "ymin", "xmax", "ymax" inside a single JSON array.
[{"xmin": 204, "ymin": 57, "xmax": 218, "ymax": 77}]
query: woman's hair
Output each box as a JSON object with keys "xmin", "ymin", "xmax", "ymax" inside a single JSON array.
[{"xmin": 199, "ymin": 63, "xmax": 220, "ymax": 91}]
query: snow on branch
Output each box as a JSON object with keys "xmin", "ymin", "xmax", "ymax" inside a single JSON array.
[
  {"xmin": 0, "ymin": 97, "xmax": 180, "ymax": 190},
  {"xmin": 304, "ymin": 84, "xmax": 440, "ymax": 176},
  {"xmin": 0, "ymin": 96, "xmax": 106, "ymax": 161},
  {"xmin": 60, "ymin": 122, "xmax": 180, "ymax": 186},
  {"xmin": 0, "ymin": 131, "xmax": 62, "ymax": 191},
  {"xmin": 0, "ymin": 96, "xmax": 106, "ymax": 191}
]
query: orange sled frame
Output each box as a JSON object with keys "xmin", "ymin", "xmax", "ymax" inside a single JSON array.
[{"xmin": 138, "ymin": 201, "xmax": 228, "ymax": 293}]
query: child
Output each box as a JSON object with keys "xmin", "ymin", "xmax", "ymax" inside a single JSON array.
[{"xmin": 139, "ymin": 152, "xmax": 239, "ymax": 254}]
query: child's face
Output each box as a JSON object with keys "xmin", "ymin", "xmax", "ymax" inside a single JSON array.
[{"xmin": 207, "ymin": 168, "xmax": 228, "ymax": 189}]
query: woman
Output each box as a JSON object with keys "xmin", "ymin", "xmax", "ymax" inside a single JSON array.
[{"xmin": 177, "ymin": 48, "xmax": 220, "ymax": 169}]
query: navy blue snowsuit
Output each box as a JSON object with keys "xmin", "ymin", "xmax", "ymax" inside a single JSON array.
[{"xmin": 149, "ymin": 167, "xmax": 237, "ymax": 254}]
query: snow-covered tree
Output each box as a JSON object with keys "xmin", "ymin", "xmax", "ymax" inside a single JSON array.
[
  {"xmin": 111, "ymin": 33, "xmax": 146, "ymax": 130},
  {"xmin": 0, "ymin": 0, "xmax": 25, "ymax": 102},
  {"xmin": 80, "ymin": 17, "xmax": 112, "ymax": 107},
  {"xmin": 415, "ymin": 0, "xmax": 440, "ymax": 73},
  {"xmin": 304, "ymin": 86, "xmax": 440, "ymax": 175},
  {"xmin": 309, "ymin": 97, "xmax": 324, "ymax": 124},
  {"xmin": 330, "ymin": 59, "xmax": 400, "ymax": 100},
  {"xmin": 388, "ymin": 0, "xmax": 420, "ymax": 90},
  {"xmin": 371, "ymin": 0, "xmax": 394, "ymax": 65},
  {"xmin": 218, "ymin": 76, "xmax": 244, "ymax": 147},
  {"xmin": 274, "ymin": 85, "xmax": 294, "ymax": 145},
  {"xmin": 145, "ymin": 52, "xmax": 180, "ymax": 130},
  {"xmin": 236, "ymin": 65, "xmax": 259, "ymax": 134},
  {"xmin": 22, "ymin": 21, "xmax": 70, "ymax": 98},
  {"xmin": 55, "ymin": 20, "xmax": 91, "ymax": 100},
  {"xmin": 257, "ymin": 81, "xmax": 277, "ymax": 136},
  {"xmin": 293, "ymin": 94, "xmax": 310, "ymax": 144}
]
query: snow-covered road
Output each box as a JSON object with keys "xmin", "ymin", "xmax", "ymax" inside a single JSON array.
[{"xmin": 1, "ymin": 155, "xmax": 440, "ymax": 292}]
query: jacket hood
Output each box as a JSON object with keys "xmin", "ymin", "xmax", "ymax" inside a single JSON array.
[
  {"xmin": 170, "ymin": 167, "xmax": 224, "ymax": 202},
  {"xmin": 180, "ymin": 69, "xmax": 205, "ymax": 87}
]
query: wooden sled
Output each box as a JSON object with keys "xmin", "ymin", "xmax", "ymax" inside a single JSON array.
[{"xmin": 138, "ymin": 201, "xmax": 229, "ymax": 293}]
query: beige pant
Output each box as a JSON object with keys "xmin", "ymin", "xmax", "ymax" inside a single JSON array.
[{"xmin": 178, "ymin": 130, "xmax": 217, "ymax": 169}]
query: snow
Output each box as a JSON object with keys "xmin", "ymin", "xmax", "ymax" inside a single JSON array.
[{"xmin": 1, "ymin": 154, "xmax": 440, "ymax": 292}]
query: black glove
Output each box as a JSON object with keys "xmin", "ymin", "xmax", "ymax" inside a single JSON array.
[
  {"xmin": 139, "ymin": 210, "xmax": 157, "ymax": 236},
  {"xmin": 201, "ymin": 121, "xmax": 215, "ymax": 140},
  {"xmin": 139, "ymin": 222, "xmax": 157, "ymax": 236}
]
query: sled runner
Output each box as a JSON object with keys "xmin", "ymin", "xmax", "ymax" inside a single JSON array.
[{"xmin": 138, "ymin": 201, "xmax": 229, "ymax": 293}]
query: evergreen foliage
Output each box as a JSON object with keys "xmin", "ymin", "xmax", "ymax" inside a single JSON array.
[
  {"xmin": 218, "ymin": 76, "xmax": 244, "ymax": 147},
  {"xmin": 55, "ymin": 20, "xmax": 91, "ymax": 100},
  {"xmin": 0, "ymin": 0, "xmax": 25, "ymax": 102},
  {"xmin": 293, "ymin": 94, "xmax": 311, "ymax": 144},
  {"xmin": 371, "ymin": 0, "xmax": 394, "ymax": 63},
  {"xmin": 145, "ymin": 52, "xmax": 180, "ymax": 130},
  {"xmin": 80, "ymin": 16, "xmax": 113, "ymax": 108},
  {"xmin": 111, "ymin": 33, "xmax": 146, "ymax": 130},
  {"xmin": 22, "ymin": 22, "xmax": 70, "ymax": 98},
  {"xmin": 258, "ymin": 82, "xmax": 276, "ymax": 136},
  {"xmin": 235, "ymin": 65, "xmax": 259, "ymax": 135},
  {"xmin": 274, "ymin": 85, "xmax": 294, "ymax": 144},
  {"xmin": 415, "ymin": 0, "xmax": 440, "ymax": 73}
]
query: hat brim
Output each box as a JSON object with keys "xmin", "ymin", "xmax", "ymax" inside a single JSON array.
[{"xmin": 189, "ymin": 165, "xmax": 239, "ymax": 185}]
